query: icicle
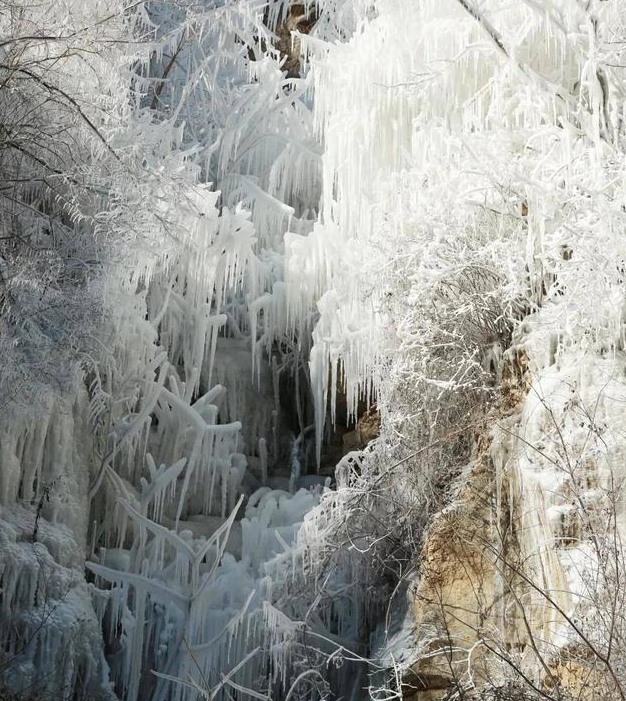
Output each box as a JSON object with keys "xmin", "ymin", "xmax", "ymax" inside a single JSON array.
[{"xmin": 258, "ymin": 438, "xmax": 268, "ymax": 485}]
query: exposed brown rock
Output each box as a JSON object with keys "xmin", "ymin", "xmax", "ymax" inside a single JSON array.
[
  {"xmin": 275, "ymin": 4, "xmax": 317, "ymax": 77},
  {"xmin": 405, "ymin": 349, "xmax": 557, "ymax": 699},
  {"xmin": 409, "ymin": 444, "xmax": 504, "ymax": 698},
  {"xmin": 499, "ymin": 347, "xmax": 530, "ymax": 411},
  {"xmin": 342, "ymin": 405, "xmax": 380, "ymax": 454}
]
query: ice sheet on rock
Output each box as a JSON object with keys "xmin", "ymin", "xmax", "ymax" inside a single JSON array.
[{"xmin": 0, "ymin": 506, "xmax": 115, "ymax": 700}]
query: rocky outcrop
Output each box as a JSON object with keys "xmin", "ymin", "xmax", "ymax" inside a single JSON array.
[
  {"xmin": 405, "ymin": 344, "xmax": 626, "ymax": 700},
  {"xmin": 274, "ymin": 4, "xmax": 316, "ymax": 77},
  {"xmin": 342, "ymin": 406, "xmax": 381, "ymax": 454}
]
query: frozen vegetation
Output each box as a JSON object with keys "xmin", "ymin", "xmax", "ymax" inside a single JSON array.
[{"xmin": 2, "ymin": 1, "xmax": 626, "ymax": 700}]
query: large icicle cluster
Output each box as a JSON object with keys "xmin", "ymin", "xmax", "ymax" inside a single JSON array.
[
  {"xmin": 5, "ymin": 0, "xmax": 626, "ymax": 699},
  {"xmin": 277, "ymin": 0, "xmax": 626, "ymax": 695},
  {"xmin": 0, "ymin": 1, "xmax": 361, "ymax": 699}
]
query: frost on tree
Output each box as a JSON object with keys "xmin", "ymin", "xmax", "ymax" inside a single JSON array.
[{"xmin": 3, "ymin": 0, "xmax": 626, "ymax": 700}]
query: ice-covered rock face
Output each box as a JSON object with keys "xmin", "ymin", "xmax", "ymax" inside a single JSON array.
[
  {"xmin": 505, "ymin": 345, "xmax": 626, "ymax": 639},
  {"xmin": 0, "ymin": 387, "xmax": 95, "ymax": 545},
  {"xmin": 406, "ymin": 345, "xmax": 626, "ymax": 698},
  {"xmin": 0, "ymin": 506, "xmax": 116, "ymax": 701}
]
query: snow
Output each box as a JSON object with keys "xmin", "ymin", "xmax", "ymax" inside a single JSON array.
[
  {"xmin": 0, "ymin": 505, "xmax": 116, "ymax": 700},
  {"xmin": 4, "ymin": 0, "xmax": 626, "ymax": 699}
]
